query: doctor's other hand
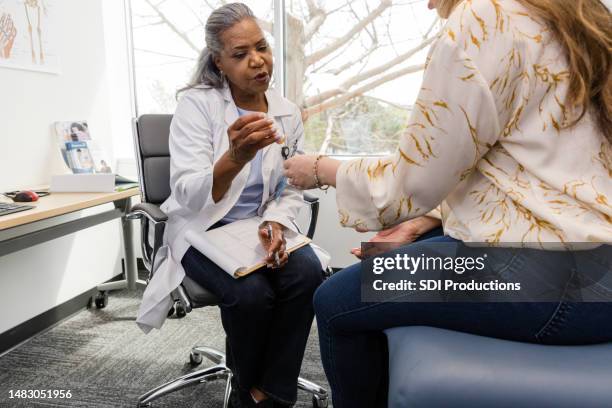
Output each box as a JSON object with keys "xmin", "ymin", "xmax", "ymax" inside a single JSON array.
[
  {"xmin": 283, "ymin": 155, "xmax": 340, "ymax": 190},
  {"xmin": 227, "ymin": 113, "xmax": 281, "ymax": 165},
  {"xmin": 258, "ymin": 221, "xmax": 289, "ymax": 269},
  {"xmin": 350, "ymin": 216, "xmax": 442, "ymax": 259}
]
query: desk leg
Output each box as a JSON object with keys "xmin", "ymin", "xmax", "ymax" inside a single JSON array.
[
  {"xmin": 119, "ymin": 197, "xmax": 138, "ymax": 291},
  {"xmin": 96, "ymin": 198, "xmax": 146, "ymax": 297}
]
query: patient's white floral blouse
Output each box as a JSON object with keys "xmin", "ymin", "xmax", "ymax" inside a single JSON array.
[{"xmin": 336, "ymin": 0, "xmax": 611, "ymax": 244}]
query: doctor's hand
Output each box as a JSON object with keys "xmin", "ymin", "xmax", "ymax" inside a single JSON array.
[
  {"xmin": 227, "ymin": 113, "xmax": 281, "ymax": 165},
  {"xmin": 258, "ymin": 221, "xmax": 289, "ymax": 269},
  {"xmin": 350, "ymin": 216, "xmax": 442, "ymax": 259}
]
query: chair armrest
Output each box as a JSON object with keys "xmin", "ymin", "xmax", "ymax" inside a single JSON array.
[
  {"xmin": 304, "ymin": 192, "xmax": 320, "ymax": 239},
  {"xmin": 128, "ymin": 203, "xmax": 167, "ymax": 274},
  {"xmin": 303, "ymin": 192, "xmax": 319, "ymax": 204},
  {"xmin": 127, "ymin": 202, "xmax": 168, "ymax": 223}
]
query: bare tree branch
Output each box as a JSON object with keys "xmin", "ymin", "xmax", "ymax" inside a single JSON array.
[
  {"xmin": 305, "ymin": 0, "xmax": 392, "ymax": 66},
  {"xmin": 326, "ymin": 41, "xmax": 378, "ymax": 75},
  {"xmin": 367, "ymin": 94, "xmax": 412, "ymax": 110},
  {"xmin": 318, "ymin": 114, "xmax": 335, "ymax": 154},
  {"xmin": 305, "ymin": 0, "xmax": 318, "ymax": 16},
  {"xmin": 257, "ymin": 18, "xmax": 273, "ymax": 33},
  {"xmin": 348, "ymin": 1, "xmax": 377, "ymax": 45},
  {"xmin": 144, "ymin": 0, "xmax": 200, "ymax": 53},
  {"xmin": 202, "ymin": 0, "xmax": 217, "ymax": 10},
  {"xmin": 306, "ymin": 35, "xmax": 434, "ymax": 107},
  {"xmin": 305, "ymin": 63, "xmax": 424, "ymax": 117},
  {"xmin": 304, "ymin": 9, "xmax": 327, "ymax": 42},
  {"xmin": 423, "ymin": 17, "xmax": 440, "ymax": 38},
  {"xmin": 135, "ymin": 48, "xmax": 195, "ymax": 60},
  {"xmin": 342, "ymin": 35, "xmax": 434, "ymax": 89},
  {"xmin": 309, "ymin": 34, "xmax": 361, "ymax": 74},
  {"xmin": 133, "ymin": 20, "xmax": 164, "ymax": 29},
  {"xmin": 183, "ymin": 2, "xmax": 205, "ymax": 27}
]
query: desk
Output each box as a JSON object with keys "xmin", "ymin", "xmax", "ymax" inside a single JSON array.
[{"xmin": 0, "ymin": 189, "xmax": 145, "ymax": 305}]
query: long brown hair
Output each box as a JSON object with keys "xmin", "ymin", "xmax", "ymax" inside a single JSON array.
[{"xmin": 438, "ymin": 0, "xmax": 612, "ymax": 140}]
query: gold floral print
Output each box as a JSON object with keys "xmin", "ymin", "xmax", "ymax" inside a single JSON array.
[
  {"xmin": 594, "ymin": 142, "xmax": 612, "ymax": 178},
  {"xmin": 335, "ymin": 0, "xmax": 611, "ymax": 244}
]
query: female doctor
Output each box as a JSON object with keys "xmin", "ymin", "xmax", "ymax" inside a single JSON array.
[{"xmin": 137, "ymin": 3, "xmax": 325, "ymax": 408}]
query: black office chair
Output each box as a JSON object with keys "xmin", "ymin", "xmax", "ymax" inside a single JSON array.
[{"xmin": 128, "ymin": 114, "xmax": 329, "ymax": 408}]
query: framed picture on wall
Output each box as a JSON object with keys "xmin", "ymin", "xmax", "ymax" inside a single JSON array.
[{"xmin": 0, "ymin": 0, "xmax": 60, "ymax": 74}]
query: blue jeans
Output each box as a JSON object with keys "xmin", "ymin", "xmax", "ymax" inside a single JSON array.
[
  {"xmin": 313, "ymin": 229, "xmax": 612, "ymax": 408},
  {"xmin": 182, "ymin": 244, "xmax": 324, "ymax": 405}
]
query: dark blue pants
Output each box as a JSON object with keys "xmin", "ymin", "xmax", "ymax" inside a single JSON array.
[
  {"xmin": 313, "ymin": 229, "xmax": 612, "ymax": 408},
  {"xmin": 182, "ymin": 244, "xmax": 324, "ymax": 405}
]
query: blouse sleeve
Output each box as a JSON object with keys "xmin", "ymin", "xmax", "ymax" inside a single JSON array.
[{"xmin": 335, "ymin": 6, "xmax": 505, "ymax": 231}]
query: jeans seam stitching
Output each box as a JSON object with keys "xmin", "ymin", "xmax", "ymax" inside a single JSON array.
[
  {"xmin": 325, "ymin": 300, "xmax": 396, "ymax": 328},
  {"xmin": 535, "ymin": 269, "xmax": 577, "ymax": 341},
  {"xmin": 325, "ymin": 319, "xmax": 340, "ymax": 405}
]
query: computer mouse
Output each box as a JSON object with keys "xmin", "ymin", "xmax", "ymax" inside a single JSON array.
[{"xmin": 14, "ymin": 190, "xmax": 39, "ymax": 202}]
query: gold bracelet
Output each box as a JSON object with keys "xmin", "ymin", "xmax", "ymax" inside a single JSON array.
[{"xmin": 314, "ymin": 155, "xmax": 330, "ymax": 191}]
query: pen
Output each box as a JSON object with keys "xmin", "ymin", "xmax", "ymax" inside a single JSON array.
[{"xmin": 267, "ymin": 223, "xmax": 281, "ymax": 267}]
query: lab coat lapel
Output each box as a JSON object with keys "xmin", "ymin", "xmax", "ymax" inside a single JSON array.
[
  {"xmin": 205, "ymin": 85, "xmax": 249, "ymax": 222},
  {"xmin": 223, "ymin": 85, "xmax": 239, "ymax": 128},
  {"xmin": 219, "ymin": 84, "xmax": 292, "ymax": 207},
  {"xmin": 262, "ymin": 90, "xmax": 292, "ymax": 204}
]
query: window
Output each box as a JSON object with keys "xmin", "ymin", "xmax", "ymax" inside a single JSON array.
[
  {"xmin": 129, "ymin": 0, "xmax": 439, "ymax": 155},
  {"xmin": 285, "ymin": 0, "xmax": 439, "ymax": 155}
]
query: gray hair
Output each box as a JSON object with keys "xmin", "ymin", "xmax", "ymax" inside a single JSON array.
[{"xmin": 179, "ymin": 3, "xmax": 256, "ymax": 94}]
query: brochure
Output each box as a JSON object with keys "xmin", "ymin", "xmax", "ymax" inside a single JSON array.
[
  {"xmin": 55, "ymin": 121, "xmax": 114, "ymax": 175},
  {"xmin": 54, "ymin": 120, "xmax": 139, "ymax": 191},
  {"xmin": 64, "ymin": 141, "xmax": 95, "ymax": 174}
]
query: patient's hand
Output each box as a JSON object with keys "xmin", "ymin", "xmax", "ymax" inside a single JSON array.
[{"xmin": 351, "ymin": 216, "xmax": 442, "ymax": 259}]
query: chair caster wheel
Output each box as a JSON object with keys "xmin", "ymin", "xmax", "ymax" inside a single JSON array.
[
  {"xmin": 189, "ymin": 351, "xmax": 203, "ymax": 366},
  {"xmin": 175, "ymin": 303, "xmax": 186, "ymax": 318},
  {"xmin": 312, "ymin": 395, "xmax": 328, "ymax": 408},
  {"xmin": 94, "ymin": 291, "xmax": 108, "ymax": 309},
  {"xmin": 167, "ymin": 306, "xmax": 175, "ymax": 318}
]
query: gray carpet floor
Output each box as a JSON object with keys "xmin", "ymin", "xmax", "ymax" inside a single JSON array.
[{"xmin": 0, "ymin": 287, "xmax": 330, "ymax": 408}]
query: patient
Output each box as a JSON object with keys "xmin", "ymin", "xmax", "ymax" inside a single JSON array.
[
  {"xmin": 283, "ymin": 0, "xmax": 612, "ymax": 406},
  {"xmin": 145, "ymin": 3, "xmax": 325, "ymax": 407}
]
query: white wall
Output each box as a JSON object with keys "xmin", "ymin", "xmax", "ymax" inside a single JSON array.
[
  {"xmin": 0, "ymin": 209, "xmax": 123, "ymax": 334},
  {"xmin": 0, "ymin": 0, "xmax": 133, "ymax": 334},
  {"xmin": 1, "ymin": 1, "xmax": 113, "ymax": 190}
]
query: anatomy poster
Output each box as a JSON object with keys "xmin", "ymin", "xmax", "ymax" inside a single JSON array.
[{"xmin": 0, "ymin": 0, "xmax": 60, "ymax": 74}]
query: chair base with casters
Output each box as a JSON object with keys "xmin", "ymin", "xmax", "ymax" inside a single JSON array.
[
  {"xmin": 137, "ymin": 345, "xmax": 328, "ymax": 407},
  {"xmin": 386, "ymin": 326, "xmax": 612, "ymax": 408},
  {"xmin": 136, "ymin": 274, "xmax": 329, "ymax": 408}
]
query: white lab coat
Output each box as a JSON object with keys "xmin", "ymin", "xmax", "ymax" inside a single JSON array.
[{"xmin": 136, "ymin": 83, "xmax": 329, "ymax": 333}]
